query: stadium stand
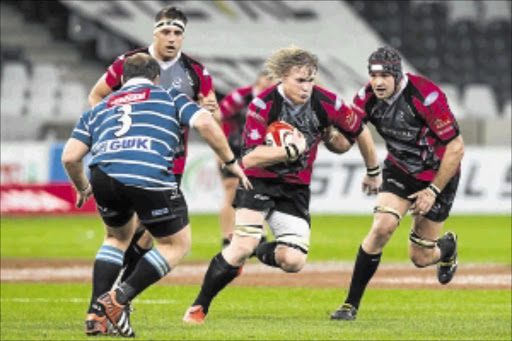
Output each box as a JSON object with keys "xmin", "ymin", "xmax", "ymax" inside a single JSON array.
[{"xmin": 1, "ymin": 0, "xmax": 510, "ymax": 142}]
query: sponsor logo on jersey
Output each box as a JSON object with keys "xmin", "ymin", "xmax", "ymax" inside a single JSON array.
[
  {"xmin": 423, "ymin": 91, "xmax": 439, "ymax": 106},
  {"xmin": 249, "ymin": 129, "xmax": 262, "ymax": 140},
  {"xmin": 93, "ymin": 137, "xmax": 152, "ymax": 154},
  {"xmin": 387, "ymin": 178, "xmax": 405, "ymax": 189},
  {"xmin": 172, "ymin": 77, "xmax": 182, "ymax": 89},
  {"xmin": 107, "ymin": 89, "xmax": 151, "ymax": 108}
]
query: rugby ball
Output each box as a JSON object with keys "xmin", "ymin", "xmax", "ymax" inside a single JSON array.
[{"xmin": 265, "ymin": 121, "xmax": 294, "ymax": 147}]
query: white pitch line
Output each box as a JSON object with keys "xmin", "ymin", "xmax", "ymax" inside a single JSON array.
[{"xmin": 373, "ymin": 274, "xmax": 511, "ymax": 285}]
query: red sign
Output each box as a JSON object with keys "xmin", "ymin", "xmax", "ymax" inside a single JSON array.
[{"xmin": 0, "ymin": 184, "xmax": 97, "ymax": 215}]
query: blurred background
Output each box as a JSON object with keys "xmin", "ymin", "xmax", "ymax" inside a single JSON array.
[{"xmin": 1, "ymin": 0, "xmax": 510, "ymax": 215}]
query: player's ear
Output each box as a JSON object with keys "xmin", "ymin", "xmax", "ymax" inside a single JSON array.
[
  {"xmin": 153, "ymin": 75, "xmax": 160, "ymax": 85},
  {"xmin": 121, "ymin": 75, "xmax": 125, "ymax": 85}
]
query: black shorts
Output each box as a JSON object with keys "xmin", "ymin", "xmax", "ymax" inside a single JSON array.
[
  {"xmin": 233, "ymin": 177, "xmax": 311, "ymax": 224},
  {"xmin": 380, "ymin": 162, "xmax": 460, "ymax": 222},
  {"xmin": 90, "ymin": 166, "xmax": 189, "ymax": 237}
]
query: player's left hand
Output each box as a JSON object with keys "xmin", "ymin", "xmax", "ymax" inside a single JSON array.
[
  {"xmin": 198, "ymin": 92, "xmax": 218, "ymax": 113},
  {"xmin": 361, "ymin": 174, "xmax": 381, "ymax": 196},
  {"xmin": 224, "ymin": 163, "xmax": 253, "ymax": 191},
  {"xmin": 408, "ymin": 188, "xmax": 436, "ymax": 215},
  {"xmin": 76, "ymin": 183, "xmax": 93, "ymax": 208}
]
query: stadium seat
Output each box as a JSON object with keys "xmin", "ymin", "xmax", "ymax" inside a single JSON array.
[
  {"xmin": 67, "ymin": 14, "xmax": 98, "ymax": 42},
  {"xmin": 482, "ymin": 1, "xmax": 511, "ymax": 23},
  {"xmin": 26, "ymin": 63, "xmax": 60, "ymax": 118},
  {"xmin": 461, "ymin": 84, "xmax": 499, "ymax": 118},
  {"xmin": 446, "ymin": 0, "xmax": 479, "ymax": 24},
  {"xmin": 1, "ymin": 62, "xmax": 28, "ymax": 117},
  {"xmin": 58, "ymin": 81, "xmax": 87, "ymax": 120}
]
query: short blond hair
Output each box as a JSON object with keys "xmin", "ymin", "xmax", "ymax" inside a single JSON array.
[{"xmin": 265, "ymin": 46, "xmax": 318, "ymax": 80}]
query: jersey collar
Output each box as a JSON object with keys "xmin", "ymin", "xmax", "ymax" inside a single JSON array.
[
  {"xmin": 385, "ymin": 73, "xmax": 408, "ymax": 105},
  {"xmin": 148, "ymin": 43, "xmax": 181, "ymax": 70},
  {"xmin": 122, "ymin": 77, "xmax": 154, "ymax": 88}
]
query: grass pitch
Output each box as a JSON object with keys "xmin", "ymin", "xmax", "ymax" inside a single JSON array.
[
  {"xmin": 1, "ymin": 283, "xmax": 510, "ymax": 340},
  {"xmin": 1, "ymin": 214, "xmax": 510, "ymax": 340},
  {"xmin": 1, "ymin": 214, "xmax": 510, "ymax": 262}
]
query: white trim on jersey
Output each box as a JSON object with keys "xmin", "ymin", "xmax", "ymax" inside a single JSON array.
[
  {"xmin": 189, "ymin": 109, "xmax": 210, "ymax": 128},
  {"xmin": 73, "ymin": 129, "xmax": 90, "ymax": 137}
]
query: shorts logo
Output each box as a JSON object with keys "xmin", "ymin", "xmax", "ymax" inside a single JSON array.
[
  {"xmin": 387, "ymin": 178, "xmax": 405, "ymax": 189},
  {"xmin": 93, "ymin": 137, "xmax": 151, "ymax": 154},
  {"xmin": 254, "ymin": 194, "xmax": 269, "ymax": 200},
  {"xmin": 152, "ymin": 207, "xmax": 169, "ymax": 217}
]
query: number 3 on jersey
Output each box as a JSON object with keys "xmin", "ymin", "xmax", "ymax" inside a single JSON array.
[{"xmin": 114, "ymin": 104, "xmax": 133, "ymax": 137}]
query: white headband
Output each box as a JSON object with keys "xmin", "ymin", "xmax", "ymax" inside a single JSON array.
[{"xmin": 153, "ymin": 19, "xmax": 185, "ymax": 34}]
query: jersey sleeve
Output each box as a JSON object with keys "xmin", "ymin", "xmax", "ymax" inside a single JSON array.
[
  {"xmin": 220, "ymin": 89, "xmax": 248, "ymax": 120},
  {"xmin": 170, "ymin": 88, "xmax": 208, "ymax": 127},
  {"xmin": 352, "ymin": 85, "xmax": 371, "ymax": 122},
  {"xmin": 319, "ymin": 89, "xmax": 364, "ymax": 143},
  {"xmin": 71, "ymin": 109, "xmax": 93, "ymax": 146},
  {"xmin": 191, "ymin": 64, "xmax": 214, "ymax": 97},
  {"xmin": 242, "ymin": 98, "xmax": 269, "ymax": 152},
  {"xmin": 104, "ymin": 55, "xmax": 125, "ymax": 90},
  {"xmin": 415, "ymin": 88, "xmax": 460, "ymax": 144}
]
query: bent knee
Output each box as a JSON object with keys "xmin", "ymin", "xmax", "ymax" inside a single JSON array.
[{"xmin": 277, "ymin": 250, "xmax": 307, "ymax": 273}]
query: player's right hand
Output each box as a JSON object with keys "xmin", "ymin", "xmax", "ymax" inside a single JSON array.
[
  {"xmin": 225, "ymin": 163, "xmax": 253, "ymax": 190},
  {"xmin": 291, "ymin": 128, "xmax": 307, "ymax": 154},
  {"xmin": 76, "ymin": 183, "xmax": 93, "ymax": 208}
]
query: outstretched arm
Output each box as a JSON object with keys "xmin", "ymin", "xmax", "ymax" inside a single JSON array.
[
  {"xmin": 62, "ymin": 138, "xmax": 93, "ymax": 208},
  {"xmin": 193, "ymin": 112, "xmax": 252, "ymax": 190},
  {"xmin": 88, "ymin": 76, "xmax": 113, "ymax": 107}
]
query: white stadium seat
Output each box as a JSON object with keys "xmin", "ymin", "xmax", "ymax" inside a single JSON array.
[
  {"xmin": 1, "ymin": 62, "xmax": 28, "ymax": 117},
  {"xmin": 462, "ymin": 84, "xmax": 499, "ymax": 118},
  {"xmin": 58, "ymin": 81, "xmax": 87, "ymax": 120},
  {"xmin": 447, "ymin": 0, "xmax": 479, "ymax": 23}
]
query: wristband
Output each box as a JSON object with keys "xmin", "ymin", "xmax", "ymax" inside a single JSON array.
[
  {"xmin": 78, "ymin": 183, "xmax": 90, "ymax": 193},
  {"xmin": 223, "ymin": 157, "xmax": 237, "ymax": 168},
  {"xmin": 427, "ymin": 183, "xmax": 441, "ymax": 197},
  {"xmin": 366, "ymin": 165, "xmax": 380, "ymax": 177}
]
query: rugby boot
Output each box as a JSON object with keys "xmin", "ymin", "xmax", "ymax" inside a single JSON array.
[
  {"xmin": 331, "ymin": 303, "xmax": 358, "ymax": 321},
  {"xmin": 97, "ymin": 291, "xmax": 135, "ymax": 337},
  {"xmin": 183, "ymin": 305, "xmax": 206, "ymax": 324},
  {"xmin": 437, "ymin": 231, "xmax": 458, "ymax": 285},
  {"xmin": 85, "ymin": 313, "xmax": 118, "ymax": 336}
]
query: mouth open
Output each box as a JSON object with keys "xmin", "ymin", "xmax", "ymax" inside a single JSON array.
[
  {"xmin": 375, "ymin": 88, "xmax": 386, "ymax": 95},
  {"xmin": 166, "ymin": 46, "xmax": 175, "ymax": 53}
]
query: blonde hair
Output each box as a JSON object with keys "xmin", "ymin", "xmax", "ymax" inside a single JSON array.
[{"xmin": 265, "ymin": 45, "xmax": 318, "ymax": 80}]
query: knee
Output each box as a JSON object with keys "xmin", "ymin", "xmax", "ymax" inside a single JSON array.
[
  {"xmin": 368, "ymin": 221, "xmax": 396, "ymax": 246},
  {"xmin": 278, "ymin": 250, "xmax": 307, "ymax": 273},
  {"xmin": 226, "ymin": 238, "xmax": 257, "ymax": 262}
]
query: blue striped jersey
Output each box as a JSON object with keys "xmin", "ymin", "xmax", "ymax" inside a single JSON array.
[{"xmin": 71, "ymin": 78, "xmax": 207, "ymax": 190}]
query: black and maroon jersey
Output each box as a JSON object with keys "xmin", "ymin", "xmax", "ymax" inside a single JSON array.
[
  {"xmin": 102, "ymin": 45, "xmax": 214, "ymax": 175},
  {"xmin": 352, "ymin": 73, "xmax": 460, "ymax": 181},
  {"xmin": 220, "ymin": 85, "xmax": 254, "ymax": 157},
  {"xmin": 243, "ymin": 84, "xmax": 363, "ymax": 185}
]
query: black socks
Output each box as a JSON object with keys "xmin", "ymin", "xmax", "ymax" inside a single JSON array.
[
  {"xmin": 193, "ymin": 253, "xmax": 240, "ymax": 314},
  {"xmin": 345, "ymin": 245, "xmax": 382, "ymax": 309}
]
